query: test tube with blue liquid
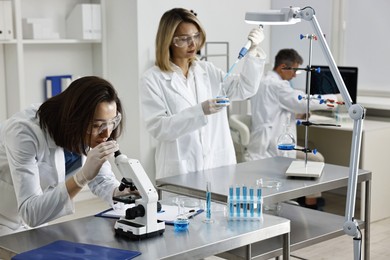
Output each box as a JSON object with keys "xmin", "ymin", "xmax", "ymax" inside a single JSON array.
[
  {"xmin": 257, "ymin": 187, "xmax": 262, "ymax": 218},
  {"xmin": 203, "ymin": 181, "xmax": 214, "ymax": 223},
  {"xmin": 229, "ymin": 186, "xmax": 234, "ymax": 218},
  {"xmin": 242, "ymin": 185, "xmax": 247, "ymax": 217},
  {"xmin": 236, "ymin": 185, "xmax": 241, "ymax": 217},
  {"xmin": 250, "ymin": 187, "xmax": 254, "ymax": 217}
]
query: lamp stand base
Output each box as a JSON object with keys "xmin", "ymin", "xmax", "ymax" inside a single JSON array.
[{"xmin": 285, "ymin": 160, "xmax": 324, "ymax": 178}]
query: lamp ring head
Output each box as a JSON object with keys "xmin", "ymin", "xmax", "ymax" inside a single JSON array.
[{"xmin": 296, "ymin": 6, "xmax": 315, "ymax": 21}]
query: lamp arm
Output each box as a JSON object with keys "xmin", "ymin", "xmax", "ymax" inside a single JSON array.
[{"xmin": 297, "ymin": 7, "xmax": 366, "ymax": 260}]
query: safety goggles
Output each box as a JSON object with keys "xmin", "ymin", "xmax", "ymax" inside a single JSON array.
[
  {"xmin": 87, "ymin": 112, "xmax": 122, "ymax": 135},
  {"xmin": 172, "ymin": 33, "xmax": 201, "ymax": 48}
]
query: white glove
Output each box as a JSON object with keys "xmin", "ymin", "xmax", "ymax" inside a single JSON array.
[
  {"xmin": 201, "ymin": 98, "xmax": 230, "ymax": 115},
  {"xmin": 248, "ymin": 27, "xmax": 264, "ymax": 51},
  {"xmin": 73, "ymin": 140, "xmax": 119, "ymax": 188}
]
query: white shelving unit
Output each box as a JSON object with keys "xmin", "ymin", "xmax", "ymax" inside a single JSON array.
[{"xmin": 0, "ymin": 0, "xmax": 106, "ymax": 120}]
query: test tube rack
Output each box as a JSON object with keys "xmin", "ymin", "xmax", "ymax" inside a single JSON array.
[{"xmin": 227, "ymin": 186, "xmax": 263, "ymax": 221}]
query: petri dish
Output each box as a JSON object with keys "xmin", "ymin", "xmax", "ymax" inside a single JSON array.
[{"xmin": 256, "ymin": 178, "xmax": 282, "ymax": 189}]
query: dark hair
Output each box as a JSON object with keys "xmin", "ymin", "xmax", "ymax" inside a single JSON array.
[
  {"xmin": 36, "ymin": 76, "xmax": 124, "ymax": 155},
  {"xmin": 273, "ymin": 48, "xmax": 303, "ymax": 70}
]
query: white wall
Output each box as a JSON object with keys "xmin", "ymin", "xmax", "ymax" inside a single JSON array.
[
  {"xmin": 270, "ymin": 0, "xmax": 390, "ymax": 95},
  {"xmin": 270, "ymin": 0, "xmax": 336, "ymax": 91},
  {"xmin": 106, "ymin": 0, "xmax": 271, "ymax": 182},
  {"xmin": 343, "ymin": 0, "xmax": 390, "ymax": 92},
  {"xmin": 0, "ymin": 47, "xmax": 6, "ymax": 121}
]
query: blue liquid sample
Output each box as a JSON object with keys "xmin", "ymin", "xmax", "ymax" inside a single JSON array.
[
  {"xmin": 278, "ymin": 144, "xmax": 295, "ymax": 150},
  {"xmin": 206, "ymin": 191, "xmax": 211, "ymax": 219},
  {"xmin": 250, "ymin": 188, "xmax": 254, "ymax": 217},
  {"xmin": 174, "ymin": 218, "xmax": 189, "ymax": 232},
  {"xmin": 229, "ymin": 186, "xmax": 234, "ymax": 218},
  {"xmin": 243, "ymin": 186, "xmax": 247, "ymax": 217},
  {"xmin": 216, "ymin": 96, "xmax": 229, "ymax": 104},
  {"xmin": 257, "ymin": 188, "xmax": 262, "ymax": 217},
  {"xmin": 236, "ymin": 186, "xmax": 240, "ymax": 217},
  {"xmin": 216, "ymin": 99, "xmax": 229, "ymax": 104}
]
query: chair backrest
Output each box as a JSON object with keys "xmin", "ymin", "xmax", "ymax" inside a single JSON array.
[{"xmin": 229, "ymin": 114, "xmax": 252, "ymax": 146}]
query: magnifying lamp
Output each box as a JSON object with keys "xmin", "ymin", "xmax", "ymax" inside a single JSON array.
[{"xmin": 245, "ymin": 6, "xmax": 366, "ymax": 260}]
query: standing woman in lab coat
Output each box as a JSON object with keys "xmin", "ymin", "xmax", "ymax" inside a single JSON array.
[
  {"xmin": 140, "ymin": 8, "xmax": 266, "ymax": 179},
  {"xmin": 0, "ymin": 76, "xmax": 128, "ymax": 236}
]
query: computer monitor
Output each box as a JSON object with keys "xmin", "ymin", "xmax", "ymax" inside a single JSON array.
[{"xmin": 310, "ymin": 65, "xmax": 358, "ymax": 104}]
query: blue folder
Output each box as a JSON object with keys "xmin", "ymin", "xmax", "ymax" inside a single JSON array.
[{"xmin": 12, "ymin": 240, "xmax": 141, "ymax": 260}]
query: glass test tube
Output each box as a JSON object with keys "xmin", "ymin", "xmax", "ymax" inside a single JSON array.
[
  {"xmin": 257, "ymin": 187, "xmax": 262, "ymax": 217},
  {"xmin": 206, "ymin": 182, "xmax": 211, "ymax": 220},
  {"xmin": 229, "ymin": 186, "xmax": 234, "ymax": 218},
  {"xmin": 243, "ymin": 185, "xmax": 247, "ymax": 217},
  {"xmin": 236, "ymin": 185, "xmax": 240, "ymax": 217},
  {"xmin": 250, "ymin": 187, "xmax": 254, "ymax": 217}
]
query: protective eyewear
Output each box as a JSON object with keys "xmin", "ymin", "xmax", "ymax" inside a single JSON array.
[
  {"xmin": 87, "ymin": 112, "xmax": 122, "ymax": 135},
  {"xmin": 172, "ymin": 33, "xmax": 201, "ymax": 48}
]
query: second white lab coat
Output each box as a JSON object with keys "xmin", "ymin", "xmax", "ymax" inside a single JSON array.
[
  {"xmin": 140, "ymin": 56, "xmax": 265, "ymax": 179},
  {"xmin": 246, "ymin": 71, "xmax": 337, "ymax": 161},
  {"xmin": 0, "ymin": 104, "xmax": 120, "ymax": 233}
]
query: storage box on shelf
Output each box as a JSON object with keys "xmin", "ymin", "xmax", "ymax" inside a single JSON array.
[{"xmin": 0, "ymin": 0, "xmax": 106, "ymax": 122}]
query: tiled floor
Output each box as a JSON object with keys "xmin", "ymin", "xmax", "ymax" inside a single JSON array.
[{"xmin": 49, "ymin": 193, "xmax": 390, "ymax": 260}]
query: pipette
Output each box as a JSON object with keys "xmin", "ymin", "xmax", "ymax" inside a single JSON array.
[
  {"xmin": 222, "ymin": 25, "xmax": 262, "ymax": 82},
  {"xmin": 222, "ymin": 40, "xmax": 251, "ymax": 81},
  {"xmin": 220, "ymin": 26, "xmax": 262, "ymax": 97}
]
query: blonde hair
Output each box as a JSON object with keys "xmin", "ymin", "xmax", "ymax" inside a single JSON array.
[{"xmin": 155, "ymin": 8, "xmax": 206, "ymax": 72}]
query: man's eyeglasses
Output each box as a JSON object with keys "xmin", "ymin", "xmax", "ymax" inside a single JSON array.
[
  {"xmin": 172, "ymin": 33, "xmax": 201, "ymax": 48},
  {"xmin": 87, "ymin": 112, "xmax": 122, "ymax": 136}
]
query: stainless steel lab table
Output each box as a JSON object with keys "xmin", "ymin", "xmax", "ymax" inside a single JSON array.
[
  {"xmin": 0, "ymin": 211, "xmax": 290, "ymax": 260},
  {"xmin": 156, "ymin": 156, "xmax": 372, "ymax": 259}
]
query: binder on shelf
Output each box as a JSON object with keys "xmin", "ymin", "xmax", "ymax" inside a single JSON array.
[
  {"xmin": 22, "ymin": 18, "xmax": 60, "ymax": 39},
  {"xmin": 66, "ymin": 4, "xmax": 101, "ymax": 40},
  {"xmin": 45, "ymin": 75, "xmax": 72, "ymax": 100},
  {"xmin": 0, "ymin": 0, "xmax": 14, "ymax": 40}
]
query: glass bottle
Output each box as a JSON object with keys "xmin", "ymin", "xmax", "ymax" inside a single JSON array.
[{"xmin": 277, "ymin": 114, "xmax": 296, "ymax": 156}]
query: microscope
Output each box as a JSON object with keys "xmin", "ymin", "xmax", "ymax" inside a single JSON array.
[{"xmin": 113, "ymin": 150, "xmax": 165, "ymax": 239}]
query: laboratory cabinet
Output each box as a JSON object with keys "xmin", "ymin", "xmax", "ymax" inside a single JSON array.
[{"xmin": 0, "ymin": 0, "xmax": 106, "ymax": 121}]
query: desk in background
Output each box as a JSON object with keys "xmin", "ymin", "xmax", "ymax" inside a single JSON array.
[
  {"xmin": 298, "ymin": 114, "xmax": 390, "ymax": 222},
  {"xmin": 156, "ymin": 157, "xmax": 372, "ymax": 259},
  {"xmin": 0, "ymin": 207, "xmax": 290, "ymax": 260}
]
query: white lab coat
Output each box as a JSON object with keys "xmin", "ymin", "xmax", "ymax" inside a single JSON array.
[
  {"xmin": 140, "ymin": 55, "xmax": 265, "ymax": 179},
  {"xmin": 0, "ymin": 104, "xmax": 119, "ymax": 233},
  {"xmin": 246, "ymin": 71, "xmax": 337, "ymax": 161}
]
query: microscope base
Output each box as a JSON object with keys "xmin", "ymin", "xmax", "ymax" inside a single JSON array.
[{"xmin": 114, "ymin": 219, "xmax": 165, "ymax": 240}]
